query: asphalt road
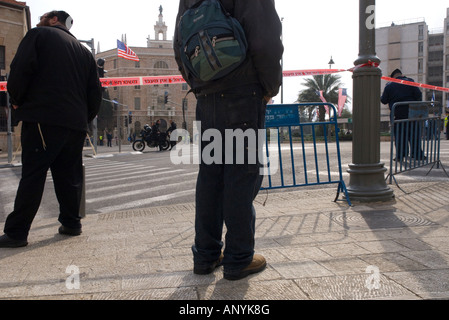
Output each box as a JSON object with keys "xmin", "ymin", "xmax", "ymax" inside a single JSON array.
[{"xmin": 1, "ymin": 139, "xmax": 449, "ymax": 224}]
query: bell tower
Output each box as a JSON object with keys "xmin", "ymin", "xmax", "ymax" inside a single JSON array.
[
  {"xmin": 148, "ymin": 5, "xmax": 171, "ymax": 48},
  {"xmin": 155, "ymin": 5, "xmax": 167, "ymax": 41}
]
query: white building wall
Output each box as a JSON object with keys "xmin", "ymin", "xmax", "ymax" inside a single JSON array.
[{"xmin": 376, "ymin": 22, "xmax": 429, "ymax": 122}]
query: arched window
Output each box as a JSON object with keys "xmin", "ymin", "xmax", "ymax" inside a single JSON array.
[{"xmin": 154, "ymin": 61, "xmax": 169, "ymax": 69}]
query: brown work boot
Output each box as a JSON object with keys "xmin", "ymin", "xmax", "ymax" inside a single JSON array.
[{"xmin": 223, "ymin": 254, "xmax": 267, "ymax": 281}]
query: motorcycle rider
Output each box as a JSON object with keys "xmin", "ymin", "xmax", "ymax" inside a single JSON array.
[
  {"xmin": 150, "ymin": 120, "xmax": 161, "ymax": 148},
  {"xmin": 133, "ymin": 120, "xmax": 170, "ymax": 152}
]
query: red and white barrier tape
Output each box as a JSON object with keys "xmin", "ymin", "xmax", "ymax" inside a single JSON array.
[
  {"xmin": 1, "ymin": 63, "xmax": 448, "ymax": 93},
  {"xmin": 283, "ymin": 61, "xmax": 448, "ymax": 92},
  {"xmin": 380, "ymin": 76, "xmax": 449, "ymax": 93},
  {"xmin": 282, "ymin": 69, "xmax": 346, "ymax": 77},
  {"xmin": 99, "ymin": 75, "xmax": 186, "ymax": 87}
]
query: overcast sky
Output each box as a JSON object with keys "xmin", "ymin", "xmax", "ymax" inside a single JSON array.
[{"xmin": 22, "ymin": 0, "xmax": 449, "ymax": 106}]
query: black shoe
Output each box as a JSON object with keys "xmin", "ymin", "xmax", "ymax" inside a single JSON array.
[
  {"xmin": 194, "ymin": 253, "xmax": 224, "ymax": 275},
  {"xmin": 58, "ymin": 225, "xmax": 82, "ymax": 236},
  {"xmin": 0, "ymin": 234, "xmax": 28, "ymax": 248}
]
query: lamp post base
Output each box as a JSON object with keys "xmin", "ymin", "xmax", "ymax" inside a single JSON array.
[{"xmin": 347, "ymin": 163, "xmax": 394, "ymax": 203}]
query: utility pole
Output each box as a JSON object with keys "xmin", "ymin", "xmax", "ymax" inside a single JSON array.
[
  {"xmin": 105, "ymin": 98, "xmax": 127, "ymax": 153},
  {"xmin": 281, "ymin": 17, "xmax": 284, "ymax": 105},
  {"xmin": 165, "ymin": 99, "xmax": 187, "ymax": 132},
  {"xmin": 79, "ymin": 38, "xmax": 98, "ymax": 154},
  {"xmin": 5, "ymin": 81, "xmax": 13, "ymax": 164},
  {"xmin": 346, "ymin": 0, "xmax": 394, "ymax": 202}
]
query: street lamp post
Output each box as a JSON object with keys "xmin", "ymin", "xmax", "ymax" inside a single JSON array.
[
  {"xmin": 80, "ymin": 38, "xmax": 98, "ymax": 154},
  {"xmin": 346, "ymin": 0, "xmax": 394, "ymax": 202},
  {"xmin": 281, "ymin": 17, "xmax": 284, "ymax": 105},
  {"xmin": 328, "ymin": 56, "xmax": 335, "ymax": 69}
]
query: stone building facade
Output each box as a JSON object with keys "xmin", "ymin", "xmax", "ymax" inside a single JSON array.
[
  {"xmin": 0, "ymin": 0, "xmax": 31, "ymax": 152},
  {"xmin": 95, "ymin": 9, "xmax": 197, "ymax": 139}
]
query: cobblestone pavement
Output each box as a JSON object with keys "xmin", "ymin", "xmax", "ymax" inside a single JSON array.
[{"xmin": 1, "ymin": 178, "xmax": 449, "ymax": 301}]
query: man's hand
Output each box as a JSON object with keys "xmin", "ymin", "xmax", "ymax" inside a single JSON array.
[
  {"xmin": 264, "ymin": 96, "xmax": 271, "ymax": 103},
  {"xmin": 12, "ymin": 105, "xmax": 19, "ymax": 110}
]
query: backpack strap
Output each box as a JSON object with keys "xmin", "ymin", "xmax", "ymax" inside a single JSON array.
[
  {"xmin": 219, "ymin": 0, "xmax": 235, "ymax": 17},
  {"xmin": 189, "ymin": 0, "xmax": 206, "ymax": 9},
  {"xmin": 198, "ymin": 30, "xmax": 222, "ymax": 71}
]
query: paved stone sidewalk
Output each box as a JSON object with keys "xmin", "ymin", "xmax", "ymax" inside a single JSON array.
[{"xmin": 1, "ymin": 180, "xmax": 449, "ymax": 300}]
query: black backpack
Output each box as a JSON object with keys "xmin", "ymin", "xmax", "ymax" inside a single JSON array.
[{"xmin": 177, "ymin": 0, "xmax": 248, "ymax": 85}]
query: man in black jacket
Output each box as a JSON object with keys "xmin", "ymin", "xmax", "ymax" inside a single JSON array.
[
  {"xmin": 0, "ymin": 11, "xmax": 102, "ymax": 248},
  {"xmin": 174, "ymin": 0, "xmax": 283, "ymax": 280}
]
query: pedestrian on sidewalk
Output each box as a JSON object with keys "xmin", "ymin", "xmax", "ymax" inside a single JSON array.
[
  {"xmin": 167, "ymin": 120, "xmax": 177, "ymax": 151},
  {"xmin": 0, "ymin": 10, "xmax": 102, "ymax": 248},
  {"xmin": 107, "ymin": 131, "xmax": 113, "ymax": 147},
  {"xmin": 174, "ymin": 0, "xmax": 283, "ymax": 280},
  {"xmin": 381, "ymin": 69, "xmax": 424, "ymax": 161}
]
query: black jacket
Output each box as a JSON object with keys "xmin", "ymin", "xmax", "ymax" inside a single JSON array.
[
  {"xmin": 8, "ymin": 25, "xmax": 102, "ymax": 132},
  {"xmin": 381, "ymin": 76, "xmax": 422, "ymax": 119},
  {"xmin": 174, "ymin": 0, "xmax": 284, "ymax": 97}
]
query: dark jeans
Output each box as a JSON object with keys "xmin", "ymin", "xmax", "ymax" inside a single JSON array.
[
  {"xmin": 4, "ymin": 123, "xmax": 85, "ymax": 240},
  {"xmin": 193, "ymin": 84, "xmax": 266, "ymax": 273},
  {"xmin": 394, "ymin": 120, "xmax": 424, "ymax": 160}
]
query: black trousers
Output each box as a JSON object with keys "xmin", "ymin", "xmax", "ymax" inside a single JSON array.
[
  {"xmin": 193, "ymin": 84, "xmax": 266, "ymax": 273},
  {"xmin": 394, "ymin": 120, "xmax": 424, "ymax": 160},
  {"xmin": 4, "ymin": 123, "xmax": 85, "ymax": 240}
]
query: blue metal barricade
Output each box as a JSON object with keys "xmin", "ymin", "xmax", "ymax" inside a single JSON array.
[
  {"xmin": 387, "ymin": 101, "xmax": 448, "ymax": 187},
  {"xmin": 261, "ymin": 103, "xmax": 351, "ymax": 206}
]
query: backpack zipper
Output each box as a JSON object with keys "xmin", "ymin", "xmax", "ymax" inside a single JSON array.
[
  {"xmin": 188, "ymin": 35, "xmax": 235, "ymax": 60},
  {"xmin": 212, "ymin": 36, "xmax": 235, "ymax": 47}
]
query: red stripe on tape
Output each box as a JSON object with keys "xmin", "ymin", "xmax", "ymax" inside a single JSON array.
[
  {"xmin": 2, "ymin": 67, "xmax": 448, "ymax": 93},
  {"xmin": 100, "ymin": 77, "xmax": 141, "ymax": 87},
  {"xmin": 381, "ymin": 76, "xmax": 449, "ymax": 93},
  {"xmin": 283, "ymin": 69, "xmax": 346, "ymax": 77},
  {"xmin": 142, "ymin": 75, "xmax": 185, "ymax": 85}
]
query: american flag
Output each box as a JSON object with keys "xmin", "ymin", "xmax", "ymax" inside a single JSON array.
[
  {"xmin": 316, "ymin": 90, "xmax": 326, "ymax": 103},
  {"xmin": 117, "ymin": 40, "xmax": 139, "ymax": 61},
  {"xmin": 337, "ymin": 88, "xmax": 347, "ymax": 117},
  {"xmin": 316, "ymin": 90, "xmax": 329, "ymax": 115}
]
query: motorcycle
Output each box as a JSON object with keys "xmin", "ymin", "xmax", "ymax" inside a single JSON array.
[{"xmin": 132, "ymin": 127, "xmax": 170, "ymax": 152}]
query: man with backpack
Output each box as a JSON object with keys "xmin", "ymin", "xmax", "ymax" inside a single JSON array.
[{"xmin": 174, "ymin": 0, "xmax": 283, "ymax": 280}]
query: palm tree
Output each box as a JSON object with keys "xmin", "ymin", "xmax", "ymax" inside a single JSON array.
[{"xmin": 296, "ymin": 74, "xmax": 347, "ymax": 122}]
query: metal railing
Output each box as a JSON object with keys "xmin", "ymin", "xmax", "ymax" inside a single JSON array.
[
  {"xmin": 261, "ymin": 103, "xmax": 351, "ymax": 206},
  {"xmin": 387, "ymin": 101, "xmax": 448, "ymax": 188}
]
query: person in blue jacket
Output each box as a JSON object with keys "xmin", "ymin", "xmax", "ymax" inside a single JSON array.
[{"xmin": 381, "ymin": 69, "xmax": 423, "ymax": 161}]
